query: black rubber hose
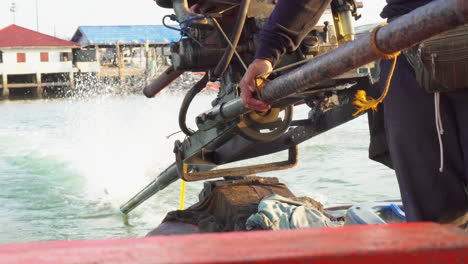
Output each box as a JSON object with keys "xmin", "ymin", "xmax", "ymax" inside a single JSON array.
[
  {"xmin": 212, "ymin": 0, "xmax": 250, "ymax": 78},
  {"xmin": 179, "ymin": 74, "xmax": 209, "ymax": 136}
]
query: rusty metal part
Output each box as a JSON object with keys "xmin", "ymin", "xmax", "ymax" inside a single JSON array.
[
  {"xmin": 171, "ymin": 39, "xmax": 226, "ymax": 71},
  {"xmin": 143, "ymin": 66, "xmax": 184, "ymax": 98},
  {"xmin": 259, "ymin": 0, "xmax": 468, "ymax": 103},
  {"xmin": 198, "ymin": 176, "xmax": 290, "ymax": 201},
  {"xmin": 176, "ymin": 145, "xmax": 298, "ymax": 182},
  {"xmin": 237, "ymin": 106, "xmax": 293, "ymax": 142},
  {"xmin": 171, "ymin": 39, "xmax": 251, "ymax": 71}
]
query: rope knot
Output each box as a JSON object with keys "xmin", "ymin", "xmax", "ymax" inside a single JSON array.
[
  {"xmin": 353, "ymin": 23, "xmax": 401, "ymax": 116},
  {"xmin": 370, "ymin": 23, "xmax": 401, "ymax": 60}
]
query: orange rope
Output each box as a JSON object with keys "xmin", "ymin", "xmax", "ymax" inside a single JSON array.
[
  {"xmin": 353, "ymin": 23, "xmax": 401, "ymax": 116},
  {"xmin": 370, "ymin": 24, "xmax": 401, "ymax": 60}
]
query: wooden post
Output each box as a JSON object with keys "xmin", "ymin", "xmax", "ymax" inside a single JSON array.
[
  {"xmin": 69, "ymin": 72, "xmax": 75, "ymax": 89},
  {"xmin": 145, "ymin": 42, "xmax": 150, "ymax": 80},
  {"xmin": 36, "ymin": 72, "xmax": 43, "ymax": 98},
  {"xmin": 153, "ymin": 46, "xmax": 161, "ymax": 74},
  {"xmin": 117, "ymin": 43, "xmax": 125, "ymax": 85},
  {"xmin": 95, "ymin": 45, "xmax": 100, "ymax": 65},
  {"xmin": 95, "ymin": 45, "xmax": 101, "ymax": 79},
  {"xmin": 156, "ymin": 47, "xmax": 163, "ymax": 72},
  {"xmin": 2, "ymin": 74, "xmax": 8, "ymax": 98}
]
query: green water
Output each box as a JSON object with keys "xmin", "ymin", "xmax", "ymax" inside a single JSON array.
[{"xmin": 0, "ymin": 94, "xmax": 399, "ymax": 243}]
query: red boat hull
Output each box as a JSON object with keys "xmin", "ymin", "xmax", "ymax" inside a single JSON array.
[{"xmin": 0, "ymin": 223, "xmax": 466, "ymax": 264}]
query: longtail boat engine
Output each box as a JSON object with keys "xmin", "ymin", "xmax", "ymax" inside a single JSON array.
[
  {"xmin": 119, "ymin": 0, "xmax": 468, "ymax": 235},
  {"xmin": 125, "ymin": 0, "xmax": 376, "ymax": 234}
]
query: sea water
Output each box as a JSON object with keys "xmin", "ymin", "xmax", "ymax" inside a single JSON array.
[{"xmin": 0, "ymin": 92, "xmax": 399, "ymax": 243}]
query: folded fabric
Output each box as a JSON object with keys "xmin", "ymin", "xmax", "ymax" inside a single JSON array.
[{"xmin": 246, "ymin": 194, "xmax": 334, "ymax": 230}]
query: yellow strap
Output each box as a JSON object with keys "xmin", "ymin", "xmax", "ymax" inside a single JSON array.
[
  {"xmin": 179, "ymin": 180, "xmax": 186, "ymax": 210},
  {"xmin": 353, "ymin": 23, "xmax": 401, "ymax": 116}
]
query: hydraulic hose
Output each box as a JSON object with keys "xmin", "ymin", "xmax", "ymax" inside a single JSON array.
[
  {"xmin": 179, "ymin": 74, "xmax": 209, "ymax": 136},
  {"xmin": 212, "ymin": 0, "xmax": 250, "ymax": 78}
]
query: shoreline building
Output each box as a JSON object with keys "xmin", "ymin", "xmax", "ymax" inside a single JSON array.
[
  {"xmin": 0, "ymin": 25, "xmax": 81, "ymax": 98},
  {"xmin": 71, "ymin": 25, "xmax": 180, "ymax": 85}
]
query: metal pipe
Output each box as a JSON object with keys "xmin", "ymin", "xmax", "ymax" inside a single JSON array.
[
  {"xmin": 195, "ymin": 98, "xmax": 248, "ymax": 130},
  {"xmin": 143, "ymin": 66, "xmax": 184, "ymax": 98},
  {"xmin": 259, "ymin": 0, "xmax": 468, "ymax": 103},
  {"xmin": 196, "ymin": 0, "xmax": 467, "ymax": 130},
  {"xmin": 120, "ymin": 163, "xmax": 179, "ymax": 214}
]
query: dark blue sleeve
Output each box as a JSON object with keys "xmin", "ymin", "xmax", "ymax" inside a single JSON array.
[
  {"xmin": 380, "ymin": 0, "xmax": 434, "ymax": 19},
  {"xmin": 255, "ymin": 0, "xmax": 332, "ymax": 66}
]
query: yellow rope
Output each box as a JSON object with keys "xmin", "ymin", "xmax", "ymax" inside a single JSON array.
[
  {"xmin": 370, "ymin": 24, "xmax": 401, "ymax": 60},
  {"xmin": 353, "ymin": 23, "xmax": 401, "ymax": 117},
  {"xmin": 179, "ymin": 180, "xmax": 186, "ymax": 210}
]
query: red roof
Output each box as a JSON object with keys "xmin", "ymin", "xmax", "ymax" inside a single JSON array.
[{"xmin": 0, "ymin": 24, "xmax": 80, "ymax": 48}]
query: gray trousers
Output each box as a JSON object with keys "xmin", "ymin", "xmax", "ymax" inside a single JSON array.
[{"xmin": 378, "ymin": 56, "xmax": 468, "ymax": 223}]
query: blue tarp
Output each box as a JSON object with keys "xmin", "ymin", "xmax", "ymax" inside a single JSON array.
[{"xmin": 71, "ymin": 25, "xmax": 180, "ymax": 45}]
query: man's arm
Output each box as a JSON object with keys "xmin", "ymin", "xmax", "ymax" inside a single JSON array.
[
  {"xmin": 240, "ymin": 0, "xmax": 331, "ymax": 111},
  {"xmin": 256, "ymin": 0, "xmax": 332, "ymax": 66}
]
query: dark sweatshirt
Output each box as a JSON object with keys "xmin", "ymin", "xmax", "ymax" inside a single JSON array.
[
  {"xmin": 255, "ymin": 0, "xmax": 435, "ymax": 65},
  {"xmin": 381, "ymin": 0, "xmax": 434, "ymax": 19}
]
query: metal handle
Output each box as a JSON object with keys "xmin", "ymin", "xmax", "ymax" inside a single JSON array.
[{"xmin": 143, "ymin": 66, "xmax": 184, "ymax": 98}]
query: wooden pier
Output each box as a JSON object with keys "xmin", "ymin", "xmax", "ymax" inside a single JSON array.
[
  {"xmin": 1, "ymin": 72, "xmax": 74, "ymax": 98},
  {"xmin": 0, "ymin": 25, "xmax": 177, "ymax": 99}
]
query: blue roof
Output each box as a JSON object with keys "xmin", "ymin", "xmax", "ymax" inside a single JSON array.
[{"xmin": 71, "ymin": 25, "xmax": 180, "ymax": 45}]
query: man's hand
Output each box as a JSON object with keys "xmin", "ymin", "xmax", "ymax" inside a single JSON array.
[{"xmin": 239, "ymin": 59, "xmax": 273, "ymax": 111}]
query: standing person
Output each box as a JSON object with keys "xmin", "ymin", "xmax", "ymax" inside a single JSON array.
[{"xmin": 239, "ymin": 0, "xmax": 468, "ymax": 226}]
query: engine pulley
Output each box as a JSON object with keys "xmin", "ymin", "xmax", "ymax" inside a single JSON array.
[{"xmin": 237, "ymin": 106, "xmax": 293, "ymax": 142}]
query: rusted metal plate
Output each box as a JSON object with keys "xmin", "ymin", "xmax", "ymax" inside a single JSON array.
[
  {"xmin": 179, "ymin": 146, "xmax": 298, "ymax": 182},
  {"xmin": 0, "ymin": 223, "xmax": 466, "ymax": 264}
]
